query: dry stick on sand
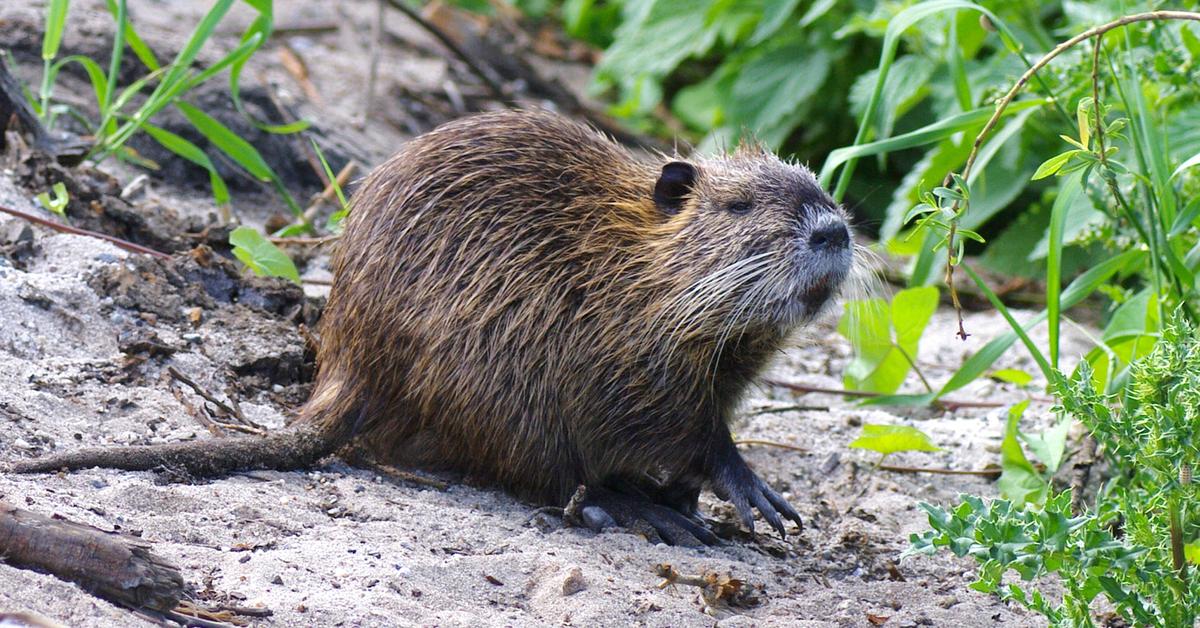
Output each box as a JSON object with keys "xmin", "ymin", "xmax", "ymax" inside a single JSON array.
[
  {"xmin": 382, "ymin": 0, "xmax": 508, "ymax": 101},
  {"xmin": 0, "ymin": 501, "xmax": 184, "ymax": 612},
  {"xmin": 763, "ymin": 378, "xmax": 1055, "ymax": 410},
  {"xmin": 0, "ymin": 204, "xmax": 170, "ymax": 259},
  {"xmin": 167, "ymin": 366, "xmax": 266, "ymax": 436},
  {"xmin": 938, "ymin": 10, "xmax": 1200, "ymax": 338}
]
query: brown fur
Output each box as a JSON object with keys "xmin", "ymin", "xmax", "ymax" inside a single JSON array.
[{"xmin": 11, "ymin": 110, "xmax": 851, "ymax": 521}]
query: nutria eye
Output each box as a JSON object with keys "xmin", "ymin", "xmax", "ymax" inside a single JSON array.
[{"xmin": 726, "ymin": 201, "xmax": 752, "ymax": 215}]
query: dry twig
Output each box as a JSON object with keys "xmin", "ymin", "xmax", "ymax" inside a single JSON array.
[{"xmin": 0, "ymin": 203, "xmax": 170, "ymax": 259}]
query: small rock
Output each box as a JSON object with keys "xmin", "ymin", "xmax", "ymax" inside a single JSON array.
[
  {"xmin": 560, "ymin": 566, "xmax": 586, "ymax": 596},
  {"xmin": 271, "ymin": 575, "xmax": 285, "ymax": 585},
  {"xmin": 937, "ymin": 595, "xmax": 959, "ymax": 609},
  {"xmin": 181, "ymin": 333, "xmax": 203, "ymax": 344}
]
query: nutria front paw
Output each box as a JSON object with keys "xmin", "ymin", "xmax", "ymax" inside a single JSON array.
[
  {"xmin": 576, "ymin": 487, "xmax": 719, "ymax": 547},
  {"xmin": 708, "ymin": 444, "xmax": 803, "ymax": 538}
]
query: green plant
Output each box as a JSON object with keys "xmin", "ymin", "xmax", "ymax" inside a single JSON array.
[
  {"xmin": 229, "ymin": 226, "xmax": 300, "ymax": 283},
  {"xmin": 35, "ymin": 0, "xmax": 307, "ymax": 222},
  {"xmin": 909, "ymin": 321, "xmax": 1200, "ymax": 626},
  {"xmin": 35, "ymin": 182, "xmax": 69, "ymax": 219},
  {"xmin": 837, "ymin": 286, "xmax": 938, "ymax": 394},
  {"xmin": 849, "ymin": 423, "xmax": 941, "ymax": 466}
]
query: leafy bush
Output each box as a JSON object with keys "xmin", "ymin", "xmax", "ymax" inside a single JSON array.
[{"xmin": 909, "ymin": 321, "xmax": 1200, "ymax": 626}]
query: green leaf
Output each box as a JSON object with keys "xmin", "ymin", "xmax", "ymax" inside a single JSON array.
[
  {"xmin": 1031, "ymin": 150, "xmax": 1079, "ymax": 180},
  {"xmin": 997, "ymin": 401, "xmax": 1047, "ymax": 505},
  {"xmin": 840, "ymin": 286, "xmax": 937, "ymax": 394},
  {"xmin": 820, "ymin": 99, "xmax": 1048, "ymax": 189},
  {"xmin": 36, "ymin": 182, "xmax": 70, "ymax": 218},
  {"xmin": 798, "ymin": 0, "xmax": 835, "ymax": 27},
  {"xmin": 990, "ymin": 368, "xmax": 1033, "ymax": 386},
  {"xmin": 1171, "ymin": 149, "xmax": 1200, "ymax": 181},
  {"xmin": 175, "ymin": 101, "xmax": 273, "ymax": 181},
  {"xmin": 104, "ymin": 0, "xmax": 160, "ymax": 70},
  {"xmin": 142, "ymin": 122, "xmax": 229, "ymax": 207},
  {"xmin": 229, "ymin": 226, "xmax": 299, "ymax": 283},
  {"xmin": 849, "ymin": 424, "xmax": 941, "ymax": 455},
  {"xmin": 594, "ymin": 0, "xmax": 722, "ymax": 112},
  {"xmin": 1046, "ymin": 170, "xmax": 1086, "ymax": 369},
  {"xmin": 728, "ymin": 41, "xmax": 829, "ymax": 148},
  {"xmin": 749, "ymin": 0, "xmax": 801, "ymax": 45},
  {"xmin": 1169, "ymin": 196, "xmax": 1200, "ymax": 237},
  {"xmin": 1185, "ymin": 542, "xmax": 1200, "ymax": 565},
  {"xmin": 1019, "ymin": 415, "xmax": 1071, "ymax": 475},
  {"xmin": 42, "ymin": 0, "xmax": 71, "ymax": 61},
  {"xmin": 892, "ymin": 286, "xmax": 939, "ymax": 355},
  {"xmin": 828, "ymin": 0, "xmax": 1021, "ymax": 200}
]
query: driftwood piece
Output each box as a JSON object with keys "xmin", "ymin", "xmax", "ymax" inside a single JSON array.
[
  {"xmin": 0, "ymin": 501, "xmax": 184, "ymax": 612},
  {"xmin": 0, "ymin": 60, "xmax": 88, "ymax": 165}
]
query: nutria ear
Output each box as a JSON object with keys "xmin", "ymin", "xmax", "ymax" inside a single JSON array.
[{"xmin": 654, "ymin": 161, "xmax": 696, "ymax": 214}]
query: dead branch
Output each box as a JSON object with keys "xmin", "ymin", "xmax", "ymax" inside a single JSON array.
[
  {"xmin": 0, "ymin": 501, "xmax": 183, "ymax": 612},
  {"xmin": 0, "ymin": 203, "xmax": 171, "ymax": 259}
]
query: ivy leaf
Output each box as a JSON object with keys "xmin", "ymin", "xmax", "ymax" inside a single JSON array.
[
  {"xmin": 849, "ymin": 424, "xmax": 941, "ymax": 455},
  {"xmin": 230, "ymin": 226, "xmax": 300, "ymax": 283}
]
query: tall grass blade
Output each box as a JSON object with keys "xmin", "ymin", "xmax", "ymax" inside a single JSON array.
[
  {"xmin": 1046, "ymin": 170, "xmax": 1086, "ymax": 369},
  {"xmin": 829, "ymin": 0, "xmax": 1018, "ymax": 201},
  {"xmin": 142, "ymin": 122, "xmax": 230, "ymax": 207},
  {"xmin": 819, "ymin": 99, "xmax": 1047, "ymax": 189},
  {"xmin": 104, "ymin": 0, "xmax": 160, "ymax": 71}
]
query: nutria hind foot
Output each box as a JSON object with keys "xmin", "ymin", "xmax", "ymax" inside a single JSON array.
[{"xmin": 578, "ymin": 486, "xmax": 720, "ymax": 547}]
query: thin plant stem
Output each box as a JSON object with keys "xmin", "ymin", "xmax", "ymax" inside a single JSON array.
[
  {"xmin": 895, "ymin": 344, "xmax": 935, "ymax": 394},
  {"xmin": 937, "ymin": 11, "xmax": 1200, "ymax": 336}
]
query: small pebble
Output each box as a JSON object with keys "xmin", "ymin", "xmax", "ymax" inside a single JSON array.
[{"xmin": 560, "ymin": 566, "xmax": 586, "ymax": 596}]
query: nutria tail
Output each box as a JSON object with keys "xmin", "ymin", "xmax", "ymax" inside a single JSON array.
[{"xmin": 4, "ymin": 381, "xmax": 360, "ymax": 478}]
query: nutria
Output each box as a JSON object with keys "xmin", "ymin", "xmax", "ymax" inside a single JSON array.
[{"xmin": 8, "ymin": 109, "xmax": 854, "ymax": 546}]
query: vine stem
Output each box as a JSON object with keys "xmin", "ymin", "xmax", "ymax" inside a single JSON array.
[{"xmin": 943, "ymin": 10, "xmax": 1200, "ymax": 336}]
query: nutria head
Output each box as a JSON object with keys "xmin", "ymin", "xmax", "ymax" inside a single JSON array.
[{"xmin": 644, "ymin": 147, "xmax": 853, "ymax": 356}]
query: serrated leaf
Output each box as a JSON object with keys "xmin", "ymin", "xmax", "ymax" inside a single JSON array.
[
  {"xmin": 849, "ymin": 424, "xmax": 941, "ymax": 455},
  {"xmin": 727, "ymin": 40, "xmax": 829, "ymax": 148},
  {"xmin": 230, "ymin": 226, "xmax": 299, "ymax": 283}
]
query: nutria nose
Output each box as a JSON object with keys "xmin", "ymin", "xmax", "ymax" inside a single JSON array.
[{"xmin": 809, "ymin": 223, "xmax": 850, "ymax": 251}]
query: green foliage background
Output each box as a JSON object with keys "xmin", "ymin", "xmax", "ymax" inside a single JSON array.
[{"xmin": 526, "ymin": 0, "xmax": 1200, "ymax": 283}]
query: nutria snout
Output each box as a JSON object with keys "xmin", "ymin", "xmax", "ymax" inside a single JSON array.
[{"xmin": 10, "ymin": 109, "xmax": 856, "ymax": 547}]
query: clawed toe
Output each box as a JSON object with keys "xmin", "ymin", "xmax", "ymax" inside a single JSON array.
[{"xmin": 575, "ymin": 487, "xmax": 719, "ymax": 547}]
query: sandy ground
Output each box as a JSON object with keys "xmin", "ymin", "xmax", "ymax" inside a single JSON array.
[{"xmin": 0, "ymin": 1, "xmax": 1092, "ymax": 625}]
